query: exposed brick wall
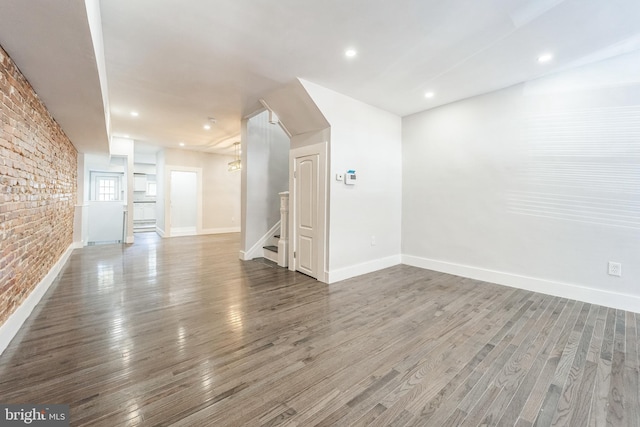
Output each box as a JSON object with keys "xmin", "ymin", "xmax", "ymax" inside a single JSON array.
[{"xmin": 0, "ymin": 44, "xmax": 77, "ymax": 325}]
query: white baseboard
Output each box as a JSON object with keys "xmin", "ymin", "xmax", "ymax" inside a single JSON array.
[
  {"xmin": 170, "ymin": 227, "xmax": 197, "ymax": 237},
  {"xmin": 201, "ymin": 227, "xmax": 241, "ymax": 235},
  {"xmin": 243, "ymin": 221, "xmax": 281, "ymax": 261},
  {"xmin": 327, "ymin": 255, "xmax": 401, "ymax": 284},
  {"xmin": 402, "ymin": 255, "xmax": 640, "ymax": 314},
  {"xmin": 0, "ymin": 243, "xmax": 75, "ymax": 356},
  {"xmin": 157, "ymin": 226, "xmax": 239, "ymax": 239}
]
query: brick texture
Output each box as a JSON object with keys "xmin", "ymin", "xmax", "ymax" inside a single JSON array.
[{"xmin": 0, "ymin": 44, "xmax": 77, "ymax": 325}]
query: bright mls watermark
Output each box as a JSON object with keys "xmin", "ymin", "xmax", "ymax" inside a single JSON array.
[{"xmin": 0, "ymin": 405, "xmax": 69, "ymax": 426}]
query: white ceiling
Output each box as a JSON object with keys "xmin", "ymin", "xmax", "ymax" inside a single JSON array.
[{"xmin": 2, "ymin": 0, "xmax": 640, "ymax": 155}]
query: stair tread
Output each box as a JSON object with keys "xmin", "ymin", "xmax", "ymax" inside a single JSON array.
[{"xmin": 263, "ymin": 245, "xmax": 278, "ymax": 253}]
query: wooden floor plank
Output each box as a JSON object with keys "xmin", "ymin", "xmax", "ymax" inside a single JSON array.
[
  {"xmin": 372, "ymin": 288, "xmax": 524, "ymax": 426},
  {"xmin": 568, "ymin": 360, "xmax": 597, "ymax": 427},
  {"xmin": 475, "ymin": 296, "xmax": 560, "ymax": 425},
  {"xmin": 607, "ymin": 350, "xmax": 626, "ymax": 427},
  {"xmin": 0, "ymin": 233, "xmax": 637, "ymax": 426},
  {"xmin": 518, "ymin": 300, "xmax": 582, "ymax": 424},
  {"xmin": 411, "ymin": 294, "xmax": 536, "ymax": 426},
  {"xmin": 550, "ymin": 304, "xmax": 596, "ymax": 426},
  {"xmin": 606, "ymin": 310, "xmax": 628, "ymax": 427},
  {"xmin": 587, "ymin": 306, "xmax": 608, "ymax": 364},
  {"xmin": 589, "ymin": 310, "xmax": 614, "ymax": 427}
]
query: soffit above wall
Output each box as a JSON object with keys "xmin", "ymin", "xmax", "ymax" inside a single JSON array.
[
  {"xmin": 0, "ymin": 0, "xmax": 109, "ymax": 153},
  {"xmin": 0, "ymin": 0, "xmax": 109, "ymax": 154},
  {"xmin": 259, "ymin": 79, "xmax": 330, "ymax": 137}
]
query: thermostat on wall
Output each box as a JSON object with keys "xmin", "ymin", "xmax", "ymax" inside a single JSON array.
[{"xmin": 345, "ymin": 170, "xmax": 356, "ymax": 185}]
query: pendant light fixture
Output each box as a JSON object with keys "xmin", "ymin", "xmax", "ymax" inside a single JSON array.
[{"xmin": 228, "ymin": 142, "xmax": 241, "ymax": 172}]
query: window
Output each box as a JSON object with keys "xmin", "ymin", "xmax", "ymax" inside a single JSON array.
[
  {"xmin": 91, "ymin": 172, "xmax": 124, "ymax": 201},
  {"xmin": 97, "ymin": 177, "xmax": 117, "ymax": 201}
]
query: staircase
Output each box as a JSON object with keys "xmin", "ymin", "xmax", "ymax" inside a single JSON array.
[
  {"xmin": 262, "ymin": 234, "xmax": 280, "ymax": 263},
  {"xmin": 262, "ymin": 192, "xmax": 289, "ymax": 267}
]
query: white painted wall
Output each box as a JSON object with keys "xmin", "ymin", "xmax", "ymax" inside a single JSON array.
[
  {"xmin": 133, "ymin": 163, "xmax": 156, "ymax": 174},
  {"xmin": 73, "ymin": 153, "xmax": 88, "ymax": 247},
  {"xmin": 241, "ymin": 110, "xmax": 290, "ymax": 256},
  {"xmin": 134, "ymin": 151, "xmax": 157, "ymax": 165},
  {"xmin": 301, "ymin": 80, "xmax": 402, "ymax": 282},
  {"xmin": 111, "ymin": 137, "xmax": 134, "ymax": 243},
  {"xmin": 402, "ymin": 51, "xmax": 640, "ymax": 312},
  {"xmin": 155, "ymin": 149, "xmax": 166, "ymax": 235},
  {"xmin": 162, "ymin": 148, "xmax": 240, "ymax": 234}
]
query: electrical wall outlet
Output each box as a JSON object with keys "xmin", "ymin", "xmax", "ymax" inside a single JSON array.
[
  {"xmin": 608, "ymin": 261, "xmax": 622, "ymax": 277},
  {"xmin": 336, "ymin": 173, "xmax": 344, "ymax": 181}
]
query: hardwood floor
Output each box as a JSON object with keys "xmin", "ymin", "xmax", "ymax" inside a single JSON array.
[{"xmin": 0, "ymin": 232, "xmax": 638, "ymax": 426}]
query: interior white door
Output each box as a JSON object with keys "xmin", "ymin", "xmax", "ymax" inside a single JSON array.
[
  {"xmin": 170, "ymin": 170, "xmax": 197, "ymax": 236},
  {"xmin": 295, "ymin": 154, "xmax": 319, "ymax": 278}
]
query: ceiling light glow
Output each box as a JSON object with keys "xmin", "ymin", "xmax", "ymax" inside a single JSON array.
[
  {"xmin": 203, "ymin": 124, "xmax": 211, "ymax": 130},
  {"xmin": 345, "ymin": 49, "xmax": 357, "ymax": 58},
  {"xmin": 538, "ymin": 53, "xmax": 553, "ymax": 63},
  {"xmin": 130, "ymin": 111, "xmax": 139, "ymax": 117},
  {"xmin": 179, "ymin": 142, "xmax": 185, "ymax": 147},
  {"xmin": 425, "ymin": 91, "xmax": 435, "ymax": 98}
]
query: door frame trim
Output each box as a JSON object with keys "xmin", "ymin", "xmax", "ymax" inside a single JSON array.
[
  {"xmin": 289, "ymin": 142, "xmax": 328, "ymax": 282},
  {"xmin": 165, "ymin": 166, "xmax": 203, "ymax": 238}
]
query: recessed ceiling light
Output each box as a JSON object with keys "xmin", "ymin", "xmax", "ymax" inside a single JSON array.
[
  {"xmin": 425, "ymin": 91, "xmax": 435, "ymax": 98},
  {"xmin": 179, "ymin": 142, "xmax": 185, "ymax": 147},
  {"xmin": 345, "ymin": 49, "xmax": 357, "ymax": 58},
  {"xmin": 203, "ymin": 124, "xmax": 211, "ymax": 130},
  {"xmin": 130, "ymin": 111, "xmax": 139, "ymax": 117},
  {"xmin": 538, "ymin": 53, "xmax": 553, "ymax": 63},
  {"xmin": 123, "ymin": 134, "xmax": 130, "ymax": 138}
]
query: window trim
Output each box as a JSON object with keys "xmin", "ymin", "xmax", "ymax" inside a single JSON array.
[{"xmin": 90, "ymin": 171, "xmax": 124, "ymax": 201}]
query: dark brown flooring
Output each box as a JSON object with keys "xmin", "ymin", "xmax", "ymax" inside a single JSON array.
[{"xmin": 0, "ymin": 233, "xmax": 638, "ymax": 426}]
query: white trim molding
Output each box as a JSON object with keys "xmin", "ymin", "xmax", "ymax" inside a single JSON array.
[
  {"xmin": 155, "ymin": 226, "xmax": 166, "ymax": 238},
  {"xmin": 402, "ymin": 255, "xmax": 640, "ymax": 314},
  {"xmin": 201, "ymin": 227, "xmax": 241, "ymax": 235},
  {"xmin": 0, "ymin": 243, "xmax": 75, "ymax": 356},
  {"xmin": 240, "ymin": 221, "xmax": 281, "ymax": 261},
  {"xmin": 169, "ymin": 227, "xmax": 197, "ymax": 237},
  {"xmin": 327, "ymin": 255, "xmax": 401, "ymax": 284}
]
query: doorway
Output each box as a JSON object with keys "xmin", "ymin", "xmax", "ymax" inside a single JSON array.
[{"xmin": 169, "ymin": 170, "xmax": 198, "ymax": 236}]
